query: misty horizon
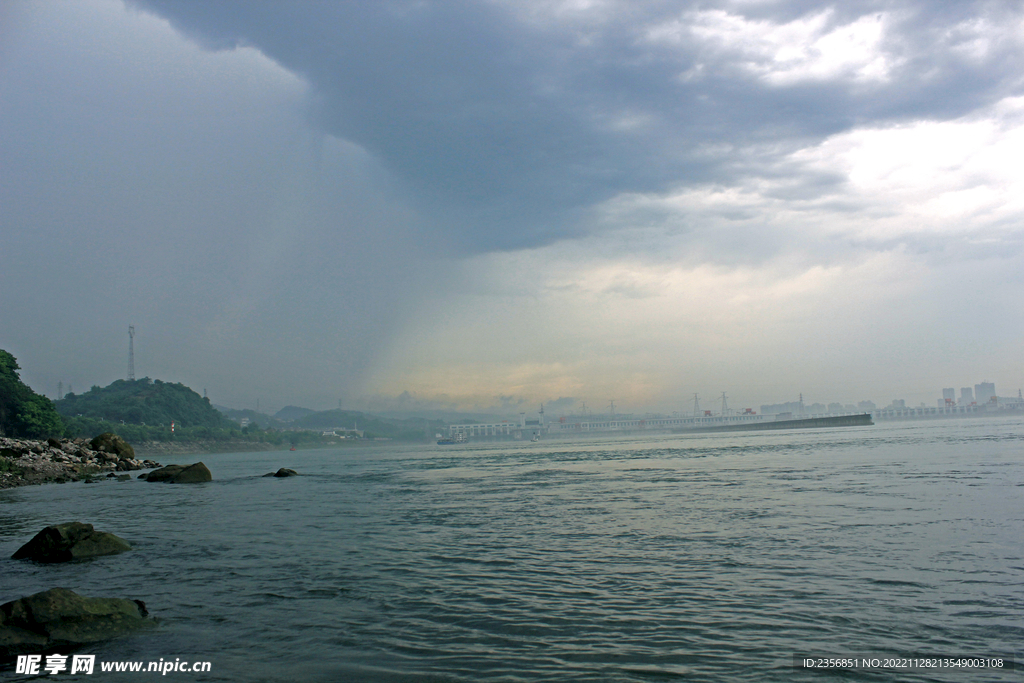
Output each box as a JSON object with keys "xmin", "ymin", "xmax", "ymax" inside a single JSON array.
[{"xmin": 36, "ymin": 344, "xmax": 1019, "ymax": 423}]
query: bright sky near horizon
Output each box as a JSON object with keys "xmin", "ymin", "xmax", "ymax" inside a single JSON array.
[{"xmin": 2, "ymin": 0, "xmax": 1022, "ymax": 416}]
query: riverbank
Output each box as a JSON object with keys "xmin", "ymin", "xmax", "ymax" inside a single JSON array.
[{"xmin": 0, "ymin": 437, "xmax": 159, "ymax": 489}]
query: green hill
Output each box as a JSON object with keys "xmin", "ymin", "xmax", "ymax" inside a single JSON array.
[{"xmin": 56, "ymin": 379, "xmax": 230, "ymax": 429}]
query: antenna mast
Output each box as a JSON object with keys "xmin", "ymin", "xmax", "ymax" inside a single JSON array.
[{"xmin": 127, "ymin": 325, "xmax": 135, "ymax": 381}]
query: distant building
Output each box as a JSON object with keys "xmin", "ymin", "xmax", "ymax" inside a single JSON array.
[
  {"xmin": 889, "ymin": 399, "xmax": 906, "ymax": 409},
  {"xmin": 942, "ymin": 388, "xmax": 956, "ymax": 402},
  {"xmin": 827, "ymin": 402, "xmax": 844, "ymax": 413},
  {"xmin": 858, "ymin": 400, "xmax": 876, "ymax": 412},
  {"xmin": 975, "ymin": 382, "xmax": 996, "ymax": 404},
  {"xmin": 760, "ymin": 401, "xmax": 804, "ymax": 415},
  {"xmin": 961, "ymin": 387, "xmax": 974, "ymax": 404}
]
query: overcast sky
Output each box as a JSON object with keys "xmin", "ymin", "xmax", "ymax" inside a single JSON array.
[{"xmin": 2, "ymin": 0, "xmax": 1022, "ymax": 416}]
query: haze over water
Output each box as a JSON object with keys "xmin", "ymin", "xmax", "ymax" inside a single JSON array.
[{"xmin": 3, "ymin": 418, "xmax": 1021, "ymax": 681}]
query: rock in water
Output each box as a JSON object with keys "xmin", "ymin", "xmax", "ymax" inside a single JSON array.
[
  {"xmin": 0, "ymin": 588, "xmax": 153, "ymax": 658},
  {"xmin": 144, "ymin": 464, "xmax": 184, "ymax": 482},
  {"xmin": 171, "ymin": 462, "xmax": 212, "ymax": 483},
  {"xmin": 265, "ymin": 468, "xmax": 299, "ymax": 477},
  {"xmin": 11, "ymin": 522, "xmax": 131, "ymax": 563},
  {"xmin": 146, "ymin": 462, "xmax": 211, "ymax": 483},
  {"xmin": 88, "ymin": 433, "xmax": 136, "ymax": 460}
]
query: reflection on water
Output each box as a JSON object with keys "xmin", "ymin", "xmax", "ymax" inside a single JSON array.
[{"xmin": 2, "ymin": 419, "xmax": 1021, "ymax": 681}]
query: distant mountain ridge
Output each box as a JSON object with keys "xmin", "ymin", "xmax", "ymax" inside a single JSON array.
[
  {"xmin": 274, "ymin": 405, "xmax": 316, "ymax": 421},
  {"xmin": 291, "ymin": 409, "xmax": 443, "ymax": 440},
  {"xmin": 213, "ymin": 404, "xmax": 446, "ymax": 441},
  {"xmin": 214, "ymin": 406, "xmax": 286, "ymax": 430}
]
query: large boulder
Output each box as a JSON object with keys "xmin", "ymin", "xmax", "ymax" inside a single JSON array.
[
  {"xmin": 11, "ymin": 523, "xmax": 131, "ymax": 563},
  {"xmin": 145, "ymin": 462, "xmax": 211, "ymax": 484},
  {"xmin": 0, "ymin": 588, "xmax": 152, "ymax": 658},
  {"xmin": 171, "ymin": 462, "xmax": 212, "ymax": 483},
  {"xmin": 88, "ymin": 433, "xmax": 135, "ymax": 461},
  {"xmin": 263, "ymin": 468, "xmax": 299, "ymax": 477},
  {"xmin": 143, "ymin": 464, "xmax": 184, "ymax": 482}
]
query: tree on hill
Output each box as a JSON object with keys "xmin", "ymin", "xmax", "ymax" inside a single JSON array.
[
  {"xmin": 0, "ymin": 350, "xmax": 65, "ymax": 438},
  {"xmin": 55, "ymin": 378, "xmax": 232, "ymax": 429}
]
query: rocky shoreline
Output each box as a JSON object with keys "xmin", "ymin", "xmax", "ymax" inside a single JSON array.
[{"xmin": 0, "ymin": 437, "xmax": 159, "ymax": 490}]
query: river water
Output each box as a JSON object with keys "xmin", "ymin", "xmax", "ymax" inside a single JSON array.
[{"xmin": 2, "ymin": 418, "xmax": 1021, "ymax": 681}]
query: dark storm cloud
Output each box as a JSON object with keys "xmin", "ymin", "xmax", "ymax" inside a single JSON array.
[
  {"xmin": 0, "ymin": 2, "xmax": 443, "ymax": 407},
  {"xmin": 132, "ymin": 0, "xmax": 1024, "ymax": 250}
]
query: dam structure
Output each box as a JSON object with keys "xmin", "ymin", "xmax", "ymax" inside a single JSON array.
[
  {"xmin": 445, "ymin": 386, "xmax": 1024, "ymax": 441},
  {"xmin": 447, "ymin": 406, "xmax": 772, "ymax": 441}
]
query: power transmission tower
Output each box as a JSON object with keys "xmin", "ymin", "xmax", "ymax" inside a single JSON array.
[
  {"xmin": 58, "ymin": 381, "xmax": 63, "ymax": 400},
  {"xmin": 608, "ymin": 400, "xmax": 616, "ymax": 419},
  {"xmin": 127, "ymin": 326, "xmax": 135, "ymax": 381},
  {"xmin": 693, "ymin": 393, "xmax": 700, "ymax": 417},
  {"xmin": 720, "ymin": 392, "xmax": 729, "ymax": 416}
]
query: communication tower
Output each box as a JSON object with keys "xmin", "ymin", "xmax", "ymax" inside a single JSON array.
[{"xmin": 127, "ymin": 326, "xmax": 135, "ymax": 381}]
